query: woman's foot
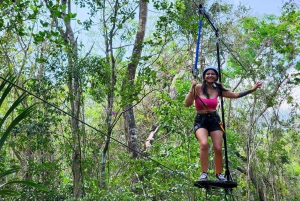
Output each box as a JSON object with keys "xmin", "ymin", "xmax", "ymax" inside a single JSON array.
[
  {"xmin": 198, "ymin": 172, "xmax": 208, "ymax": 181},
  {"xmin": 216, "ymin": 173, "xmax": 226, "ymax": 181}
]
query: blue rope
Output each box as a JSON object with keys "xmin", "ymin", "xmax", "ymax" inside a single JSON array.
[{"xmin": 194, "ymin": 19, "xmax": 202, "ymax": 71}]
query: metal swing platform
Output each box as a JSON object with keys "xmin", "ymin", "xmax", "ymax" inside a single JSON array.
[{"xmin": 194, "ymin": 180, "xmax": 238, "ymax": 189}]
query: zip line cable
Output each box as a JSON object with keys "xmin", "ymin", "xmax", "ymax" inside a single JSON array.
[
  {"xmin": 0, "ymin": 4, "xmax": 251, "ymax": 190},
  {"xmin": 0, "ymin": 75, "xmax": 194, "ymax": 183},
  {"xmin": 192, "ymin": 0, "xmax": 249, "ymax": 73}
]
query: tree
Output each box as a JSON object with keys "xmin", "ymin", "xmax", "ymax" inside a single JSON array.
[
  {"xmin": 221, "ymin": 1, "xmax": 300, "ymax": 199},
  {"xmin": 0, "ymin": 0, "xmax": 299, "ymax": 200},
  {"xmin": 122, "ymin": 0, "xmax": 148, "ymax": 158},
  {"xmin": 0, "ymin": 74, "xmax": 46, "ymax": 198},
  {"xmin": 43, "ymin": 0, "xmax": 85, "ymax": 198}
]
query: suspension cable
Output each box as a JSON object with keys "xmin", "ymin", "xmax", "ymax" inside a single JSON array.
[{"xmin": 0, "ymin": 75, "xmax": 194, "ymax": 183}]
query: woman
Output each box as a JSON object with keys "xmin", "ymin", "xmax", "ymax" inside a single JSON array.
[{"xmin": 184, "ymin": 66, "xmax": 262, "ymax": 181}]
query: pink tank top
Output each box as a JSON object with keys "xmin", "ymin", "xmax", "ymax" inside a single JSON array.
[{"xmin": 195, "ymin": 95, "xmax": 218, "ymax": 111}]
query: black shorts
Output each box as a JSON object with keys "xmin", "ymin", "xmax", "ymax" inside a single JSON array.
[{"xmin": 193, "ymin": 111, "xmax": 222, "ymax": 135}]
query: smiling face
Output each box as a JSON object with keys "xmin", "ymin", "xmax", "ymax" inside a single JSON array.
[{"xmin": 204, "ymin": 69, "xmax": 218, "ymax": 83}]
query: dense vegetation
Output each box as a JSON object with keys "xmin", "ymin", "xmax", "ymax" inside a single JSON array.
[{"xmin": 0, "ymin": 0, "xmax": 299, "ymax": 200}]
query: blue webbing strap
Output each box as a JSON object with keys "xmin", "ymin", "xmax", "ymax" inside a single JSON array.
[{"xmin": 192, "ymin": 19, "xmax": 202, "ymax": 78}]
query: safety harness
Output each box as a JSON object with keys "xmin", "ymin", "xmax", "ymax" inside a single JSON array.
[{"xmin": 192, "ymin": 85, "xmax": 225, "ymax": 132}]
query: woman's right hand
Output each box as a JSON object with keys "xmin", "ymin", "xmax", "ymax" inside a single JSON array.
[{"xmin": 192, "ymin": 79, "xmax": 197, "ymax": 87}]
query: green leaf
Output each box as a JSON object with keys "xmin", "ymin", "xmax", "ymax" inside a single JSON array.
[
  {"xmin": 0, "ymin": 93, "xmax": 28, "ymax": 128},
  {"xmin": 0, "ymin": 74, "xmax": 16, "ymax": 107},
  {"xmin": 5, "ymin": 181, "xmax": 47, "ymax": 191},
  {"xmin": 0, "ymin": 104, "xmax": 36, "ymax": 151},
  {"xmin": 0, "ymin": 190, "xmax": 19, "ymax": 196},
  {"xmin": 0, "ymin": 168, "xmax": 20, "ymax": 179}
]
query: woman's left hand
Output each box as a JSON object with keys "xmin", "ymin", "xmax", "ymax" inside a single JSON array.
[{"xmin": 252, "ymin": 81, "xmax": 263, "ymax": 91}]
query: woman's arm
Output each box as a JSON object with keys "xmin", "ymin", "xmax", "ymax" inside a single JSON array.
[
  {"xmin": 184, "ymin": 80, "xmax": 199, "ymax": 107},
  {"xmin": 222, "ymin": 81, "xmax": 263, "ymax": 99}
]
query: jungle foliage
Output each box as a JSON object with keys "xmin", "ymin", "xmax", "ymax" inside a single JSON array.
[{"xmin": 0, "ymin": 0, "xmax": 299, "ymax": 200}]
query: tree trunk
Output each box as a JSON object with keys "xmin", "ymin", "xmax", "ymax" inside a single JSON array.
[
  {"xmin": 144, "ymin": 124, "xmax": 160, "ymax": 151},
  {"xmin": 237, "ymin": 164, "xmax": 265, "ymax": 201},
  {"xmin": 64, "ymin": 18, "xmax": 83, "ymax": 201},
  {"xmin": 45, "ymin": 0, "xmax": 84, "ymax": 198},
  {"xmin": 100, "ymin": 0, "xmax": 118, "ymax": 189},
  {"xmin": 123, "ymin": 0, "xmax": 148, "ymax": 158},
  {"xmin": 124, "ymin": 104, "xmax": 140, "ymax": 158}
]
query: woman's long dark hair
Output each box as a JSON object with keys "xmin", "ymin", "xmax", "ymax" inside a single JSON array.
[{"xmin": 202, "ymin": 81, "xmax": 228, "ymax": 98}]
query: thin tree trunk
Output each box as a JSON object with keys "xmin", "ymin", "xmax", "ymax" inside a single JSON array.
[
  {"xmin": 145, "ymin": 124, "xmax": 160, "ymax": 150},
  {"xmin": 123, "ymin": 0, "xmax": 148, "ymax": 158},
  {"xmin": 100, "ymin": 0, "xmax": 117, "ymax": 189},
  {"xmin": 124, "ymin": 104, "xmax": 140, "ymax": 158},
  {"xmin": 45, "ymin": 0, "xmax": 84, "ymax": 198}
]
